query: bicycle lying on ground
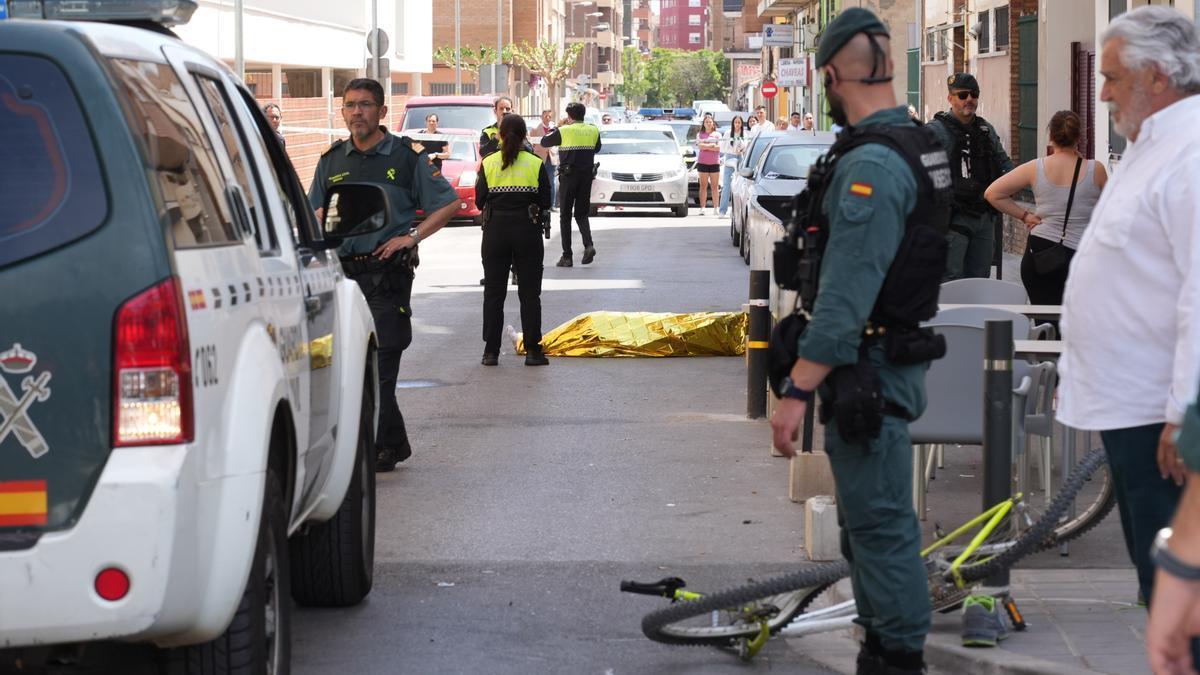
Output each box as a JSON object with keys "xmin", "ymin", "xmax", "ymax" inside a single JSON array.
[{"xmin": 620, "ymin": 447, "xmax": 1115, "ymax": 660}]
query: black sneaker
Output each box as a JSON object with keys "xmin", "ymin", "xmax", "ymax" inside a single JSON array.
[
  {"xmin": 581, "ymin": 246, "xmax": 596, "ymax": 264},
  {"xmin": 375, "ymin": 446, "xmax": 397, "ymax": 472},
  {"xmin": 525, "ymin": 350, "xmax": 549, "ymax": 366},
  {"xmin": 556, "ymin": 255, "xmax": 572, "ymax": 267},
  {"xmin": 481, "ymin": 353, "xmax": 499, "ymax": 366}
]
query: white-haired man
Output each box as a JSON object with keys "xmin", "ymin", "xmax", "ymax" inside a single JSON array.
[{"xmin": 1058, "ymin": 8, "xmax": 1200, "ymax": 667}]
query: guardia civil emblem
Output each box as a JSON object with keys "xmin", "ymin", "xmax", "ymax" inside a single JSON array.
[{"xmin": 0, "ymin": 344, "xmax": 52, "ymax": 458}]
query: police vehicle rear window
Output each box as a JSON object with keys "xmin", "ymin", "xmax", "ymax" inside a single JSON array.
[{"xmin": 0, "ymin": 54, "xmax": 108, "ymax": 269}]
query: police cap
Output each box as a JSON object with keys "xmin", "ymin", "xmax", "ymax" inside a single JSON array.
[
  {"xmin": 947, "ymin": 73, "xmax": 980, "ymax": 91},
  {"xmin": 815, "ymin": 8, "xmax": 890, "ymax": 68}
]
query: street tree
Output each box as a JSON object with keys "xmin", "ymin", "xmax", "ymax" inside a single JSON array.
[
  {"xmin": 667, "ymin": 54, "xmax": 722, "ymax": 105},
  {"xmin": 616, "ymin": 46, "xmax": 649, "ymax": 106},
  {"xmin": 432, "ymin": 44, "xmax": 515, "ymax": 88},
  {"xmin": 509, "ymin": 40, "xmax": 584, "ymax": 103},
  {"xmin": 642, "ymin": 47, "xmax": 679, "ymax": 106}
]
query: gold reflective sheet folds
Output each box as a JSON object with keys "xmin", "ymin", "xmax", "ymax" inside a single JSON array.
[{"xmin": 517, "ymin": 311, "xmax": 748, "ymax": 357}]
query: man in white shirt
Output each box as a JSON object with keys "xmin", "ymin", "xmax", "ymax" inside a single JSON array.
[
  {"xmin": 1059, "ymin": 5, "xmax": 1200, "ymax": 616},
  {"xmin": 787, "ymin": 111, "xmax": 803, "ymax": 133},
  {"xmin": 749, "ymin": 105, "xmax": 768, "ymax": 137}
]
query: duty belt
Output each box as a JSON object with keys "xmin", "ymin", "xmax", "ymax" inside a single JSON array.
[{"xmin": 340, "ymin": 249, "xmax": 414, "ymax": 277}]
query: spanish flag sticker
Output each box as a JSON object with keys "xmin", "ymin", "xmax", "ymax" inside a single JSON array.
[
  {"xmin": 849, "ymin": 182, "xmax": 874, "ymax": 197},
  {"xmin": 0, "ymin": 480, "xmax": 48, "ymax": 527}
]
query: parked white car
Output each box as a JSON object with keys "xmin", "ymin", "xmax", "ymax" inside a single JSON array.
[{"xmin": 590, "ymin": 124, "xmax": 690, "ymax": 217}]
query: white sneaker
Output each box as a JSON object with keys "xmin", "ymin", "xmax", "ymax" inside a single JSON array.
[{"xmin": 698, "ymin": 209, "xmax": 706, "ymax": 216}]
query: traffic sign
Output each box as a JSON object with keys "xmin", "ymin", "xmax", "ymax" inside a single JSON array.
[{"xmin": 761, "ymin": 81, "xmax": 778, "ymax": 99}]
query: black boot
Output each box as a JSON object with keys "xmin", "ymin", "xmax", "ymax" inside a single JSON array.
[
  {"xmin": 880, "ymin": 649, "xmax": 926, "ymax": 675},
  {"xmin": 581, "ymin": 246, "xmax": 596, "ymax": 265},
  {"xmin": 556, "ymin": 254, "xmax": 572, "ymax": 267},
  {"xmin": 856, "ymin": 635, "xmax": 885, "ymax": 675},
  {"xmin": 481, "ymin": 353, "xmax": 498, "ymax": 366},
  {"xmin": 525, "ymin": 348, "xmax": 549, "ymax": 366}
]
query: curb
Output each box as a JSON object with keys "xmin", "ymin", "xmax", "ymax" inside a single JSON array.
[{"xmin": 814, "ymin": 581, "xmax": 1104, "ymax": 675}]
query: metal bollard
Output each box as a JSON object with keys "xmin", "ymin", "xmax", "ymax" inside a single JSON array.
[
  {"xmin": 983, "ymin": 320, "xmax": 1014, "ymax": 588},
  {"xmin": 747, "ymin": 270, "xmax": 771, "ymax": 418}
]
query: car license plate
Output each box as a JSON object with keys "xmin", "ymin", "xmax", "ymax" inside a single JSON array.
[{"xmin": 626, "ymin": 184, "xmax": 657, "ymax": 192}]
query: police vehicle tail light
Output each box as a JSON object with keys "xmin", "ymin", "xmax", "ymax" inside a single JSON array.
[
  {"xmin": 113, "ymin": 277, "xmax": 194, "ymax": 447},
  {"xmin": 457, "ymin": 169, "xmax": 477, "ymax": 188},
  {"xmin": 10, "ymin": 0, "xmax": 198, "ymax": 26}
]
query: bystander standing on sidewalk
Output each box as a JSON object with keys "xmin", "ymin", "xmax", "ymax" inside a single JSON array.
[
  {"xmin": 263, "ymin": 102, "xmax": 285, "ymax": 149},
  {"xmin": 718, "ymin": 116, "xmax": 746, "ymax": 217},
  {"xmin": 531, "ymin": 109, "xmax": 558, "ymax": 208},
  {"xmin": 984, "ymin": 110, "xmax": 1107, "ymax": 307},
  {"xmin": 1058, "ymin": 4, "xmax": 1200, "ymax": 624}
]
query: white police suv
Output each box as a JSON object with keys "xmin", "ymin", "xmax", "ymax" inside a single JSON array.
[{"xmin": 0, "ymin": 3, "xmax": 386, "ymax": 672}]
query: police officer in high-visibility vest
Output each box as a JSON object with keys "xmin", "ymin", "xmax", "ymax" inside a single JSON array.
[
  {"xmin": 540, "ymin": 102, "xmax": 601, "ymax": 267},
  {"xmin": 479, "ymin": 96, "xmax": 513, "ymax": 158},
  {"xmin": 476, "ymin": 113, "xmax": 553, "ymax": 366},
  {"xmin": 769, "ymin": 9, "xmax": 954, "ymax": 674}
]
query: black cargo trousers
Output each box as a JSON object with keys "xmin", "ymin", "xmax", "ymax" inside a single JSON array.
[
  {"xmin": 557, "ymin": 165, "xmax": 594, "ymax": 257},
  {"xmin": 481, "ymin": 209, "xmax": 543, "ymax": 354},
  {"xmin": 345, "ymin": 260, "xmax": 414, "ymax": 459}
]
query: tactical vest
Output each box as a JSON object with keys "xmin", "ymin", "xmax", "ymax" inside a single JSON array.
[
  {"xmin": 932, "ymin": 111, "xmax": 1002, "ymax": 214},
  {"xmin": 482, "ymin": 150, "xmax": 542, "ymax": 194},
  {"xmin": 794, "ymin": 123, "xmax": 952, "ymax": 327},
  {"xmin": 556, "ymin": 122, "xmax": 600, "ymax": 166}
]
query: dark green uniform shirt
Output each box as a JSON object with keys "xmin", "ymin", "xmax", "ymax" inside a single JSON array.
[
  {"xmin": 308, "ymin": 127, "xmax": 459, "ymax": 255},
  {"xmin": 796, "ymin": 106, "xmax": 930, "ymax": 419}
]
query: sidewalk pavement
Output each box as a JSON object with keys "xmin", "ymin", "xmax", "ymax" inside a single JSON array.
[{"xmin": 801, "ymin": 568, "xmax": 1148, "ymax": 675}]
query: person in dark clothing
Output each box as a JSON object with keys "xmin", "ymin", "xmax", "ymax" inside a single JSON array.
[
  {"xmin": 480, "ymin": 96, "xmax": 514, "ymax": 158},
  {"xmin": 308, "ymin": 79, "xmax": 459, "ymax": 471},
  {"xmin": 475, "ymin": 113, "xmax": 553, "ymax": 366},
  {"xmin": 419, "ymin": 113, "xmax": 450, "ymax": 170},
  {"xmin": 540, "ymin": 102, "xmax": 601, "ymax": 267},
  {"xmin": 263, "ymin": 102, "xmax": 286, "ymax": 149}
]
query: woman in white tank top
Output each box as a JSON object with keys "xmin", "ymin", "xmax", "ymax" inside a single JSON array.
[{"xmin": 984, "ymin": 110, "xmax": 1108, "ymax": 305}]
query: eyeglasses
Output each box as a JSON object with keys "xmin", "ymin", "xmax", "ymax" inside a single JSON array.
[
  {"xmin": 342, "ymin": 100, "xmax": 380, "ymax": 111},
  {"xmin": 954, "ymin": 90, "xmax": 980, "ymax": 100}
]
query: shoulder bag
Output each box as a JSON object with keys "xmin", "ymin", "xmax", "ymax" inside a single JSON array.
[{"xmin": 1032, "ymin": 157, "xmax": 1083, "ymax": 275}]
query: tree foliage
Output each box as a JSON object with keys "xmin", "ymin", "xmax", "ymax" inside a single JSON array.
[
  {"xmin": 432, "ymin": 45, "xmax": 515, "ymax": 84},
  {"xmin": 627, "ymin": 48, "xmax": 729, "ymax": 107},
  {"xmin": 508, "ymin": 41, "xmax": 584, "ymax": 92}
]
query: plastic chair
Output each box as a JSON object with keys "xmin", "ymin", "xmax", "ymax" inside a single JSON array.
[
  {"xmin": 1015, "ymin": 361, "xmax": 1058, "ymax": 504},
  {"xmin": 939, "ymin": 278, "xmax": 1029, "ymax": 305},
  {"xmin": 927, "ymin": 305, "xmax": 1055, "ymax": 341},
  {"xmin": 907, "ymin": 323, "xmax": 1033, "ymax": 520}
]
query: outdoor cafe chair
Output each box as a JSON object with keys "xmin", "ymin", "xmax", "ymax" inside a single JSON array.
[{"xmin": 939, "ymin": 278, "xmax": 1029, "ymax": 305}]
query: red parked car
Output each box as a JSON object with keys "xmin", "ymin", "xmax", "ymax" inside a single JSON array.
[{"xmin": 402, "ymin": 128, "xmax": 481, "ymax": 224}]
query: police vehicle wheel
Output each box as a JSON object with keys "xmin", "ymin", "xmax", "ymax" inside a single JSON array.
[
  {"xmin": 730, "ymin": 217, "xmax": 740, "ymax": 246},
  {"xmin": 161, "ymin": 472, "xmax": 292, "ymax": 675},
  {"xmin": 673, "ymin": 205, "xmax": 688, "ymax": 218},
  {"xmin": 739, "ymin": 224, "xmax": 750, "ymax": 264},
  {"xmin": 289, "ymin": 374, "xmax": 376, "ymax": 607}
]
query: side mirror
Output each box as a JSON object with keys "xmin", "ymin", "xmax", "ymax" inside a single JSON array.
[
  {"xmin": 321, "ymin": 182, "xmax": 393, "ymax": 243},
  {"xmin": 738, "ymin": 168, "xmax": 754, "ymax": 178}
]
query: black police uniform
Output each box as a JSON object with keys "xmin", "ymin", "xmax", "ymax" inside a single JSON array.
[
  {"xmin": 540, "ymin": 120, "xmax": 601, "ymax": 265},
  {"xmin": 476, "ymin": 148, "xmax": 553, "ymax": 364},
  {"xmin": 308, "ymin": 127, "xmax": 459, "ymax": 469}
]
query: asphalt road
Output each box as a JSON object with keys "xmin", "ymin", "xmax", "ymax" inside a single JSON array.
[{"xmin": 291, "ymin": 208, "xmax": 839, "ymax": 674}]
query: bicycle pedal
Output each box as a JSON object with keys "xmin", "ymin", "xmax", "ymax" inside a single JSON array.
[{"xmin": 1003, "ymin": 597, "xmax": 1028, "ymax": 631}]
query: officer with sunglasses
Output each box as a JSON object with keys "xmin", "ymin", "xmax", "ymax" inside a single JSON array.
[{"xmin": 928, "ymin": 73, "xmax": 1014, "ymax": 280}]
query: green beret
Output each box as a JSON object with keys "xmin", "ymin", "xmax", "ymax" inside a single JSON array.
[
  {"xmin": 947, "ymin": 73, "xmax": 980, "ymax": 91},
  {"xmin": 815, "ymin": 8, "xmax": 890, "ymax": 68}
]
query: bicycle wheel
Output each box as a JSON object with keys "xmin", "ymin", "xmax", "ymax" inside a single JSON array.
[
  {"xmin": 641, "ymin": 561, "xmax": 849, "ymax": 647},
  {"xmin": 1014, "ymin": 443, "xmax": 1115, "ymax": 547},
  {"xmin": 954, "ymin": 447, "xmax": 1109, "ymax": 584}
]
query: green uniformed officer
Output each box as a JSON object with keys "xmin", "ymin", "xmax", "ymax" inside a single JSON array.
[
  {"xmin": 540, "ymin": 102, "xmax": 601, "ymax": 267},
  {"xmin": 927, "ymin": 73, "xmax": 1015, "ymax": 280},
  {"xmin": 476, "ymin": 114, "xmax": 553, "ymax": 366},
  {"xmin": 308, "ymin": 78, "xmax": 460, "ymax": 472},
  {"xmin": 770, "ymin": 9, "xmax": 952, "ymax": 675}
]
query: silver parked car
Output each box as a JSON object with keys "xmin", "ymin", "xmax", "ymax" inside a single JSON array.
[
  {"xmin": 728, "ymin": 130, "xmax": 786, "ymax": 252},
  {"xmin": 741, "ymin": 134, "xmax": 835, "ymax": 264}
]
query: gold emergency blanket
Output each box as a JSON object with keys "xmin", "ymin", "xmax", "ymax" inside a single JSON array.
[{"xmin": 515, "ymin": 311, "xmax": 748, "ymax": 357}]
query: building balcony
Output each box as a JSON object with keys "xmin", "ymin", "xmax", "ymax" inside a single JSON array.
[
  {"xmin": 594, "ymin": 29, "xmax": 617, "ymax": 49},
  {"xmin": 757, "ymin": 0, "xmax": 806, "ymax": 19},
  {"xmin": 594, "ymin": 0, "xmax": 616, "ymax": 7},
  {"xmin": 596, "ymin": 70, "xmax": 623, "ymax": 87}
]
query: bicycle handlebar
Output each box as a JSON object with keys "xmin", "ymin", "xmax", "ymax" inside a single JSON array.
[{"xmin": 620, "ymin": 577, "xmax": 687, "ymax": 598}]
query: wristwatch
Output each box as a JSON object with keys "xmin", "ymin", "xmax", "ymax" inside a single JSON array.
[
  {"xmin": 780, "ymin": 376, "xmax": 814, "ymax": 402},
  {"xmin": 1151, "ymin": 528, "xmax": 1200, "ymax": 581},
  {"xmin": 409, "ymin": 229, "xmax": 422, "ymax": 243}
]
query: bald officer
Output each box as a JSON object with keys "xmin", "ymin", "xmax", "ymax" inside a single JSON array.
[
  {"xmin": 770, "ymin": 9, "xmax": 952, "ymax": 675},
  {"xmin": 309, "ymin": 78, "xmax": 460, "ymax": 472}
]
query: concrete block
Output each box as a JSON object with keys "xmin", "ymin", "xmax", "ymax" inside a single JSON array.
[
  {"xmin": 804, "ymin": 495, "xmax": 841, "ymax": 561},
  {"xmin": 789, "ymin": 449, "xmax": 836, "ymax": 503}
]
